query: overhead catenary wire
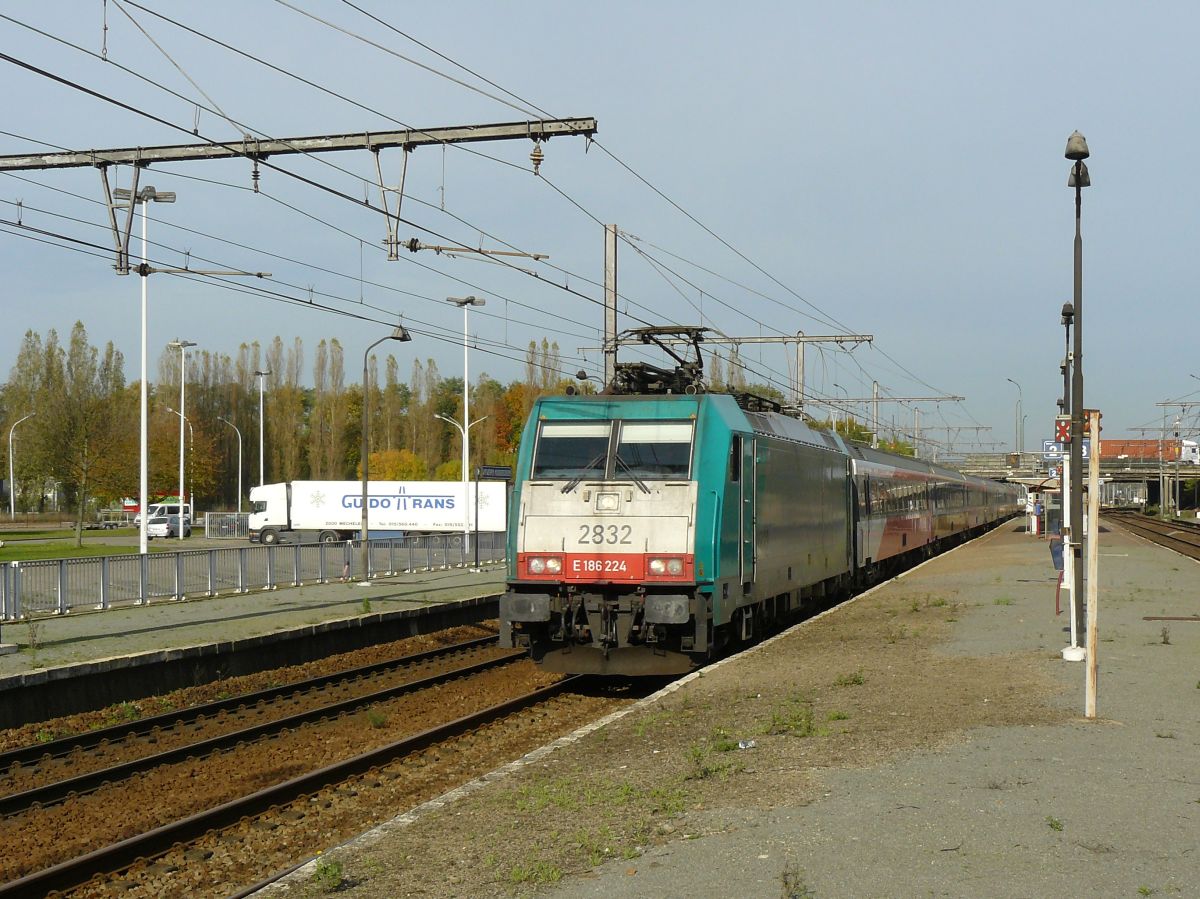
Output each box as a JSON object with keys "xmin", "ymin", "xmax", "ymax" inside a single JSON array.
[{"xmin": 2, "ymin": 12, "xmax": 985, "ymax": 430}]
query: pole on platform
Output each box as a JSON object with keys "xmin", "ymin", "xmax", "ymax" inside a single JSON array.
[{"xmin": 1085, "ymin": 409, "xmax": 1102, "ymax": 716}]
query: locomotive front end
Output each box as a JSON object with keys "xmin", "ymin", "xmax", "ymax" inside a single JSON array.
[{"xmin": 501, "ymin": 399, "xmax": 704, "ymax": 675}]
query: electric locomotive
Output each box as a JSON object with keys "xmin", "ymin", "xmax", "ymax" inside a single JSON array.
[{"xmin": 499, "ymin": 327, "xmax": 1020, "ymax": 676}]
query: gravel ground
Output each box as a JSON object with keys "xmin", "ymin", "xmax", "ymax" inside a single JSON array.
[{"xmin": 260, "ymin": 521, "xmax": 1200, "ymax": 899}]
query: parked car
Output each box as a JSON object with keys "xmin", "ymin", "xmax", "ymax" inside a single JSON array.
[
  {"xmin": 147, "ymin": 514, "xmax": 191, "ymax": 539},
  {"xmin": 134, "ymin": 502, "xmax": 193, "ymax": 527}
]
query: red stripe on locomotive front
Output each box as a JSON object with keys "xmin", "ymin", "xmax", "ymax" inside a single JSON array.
[{"xmin": 516, "ymin": 553, "xmax": 694, "ymax": 583}]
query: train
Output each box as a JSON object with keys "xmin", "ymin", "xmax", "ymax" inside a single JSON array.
[{"xmin": 499, "ymin": 338, "xmax": 1021, "ymax": 676}]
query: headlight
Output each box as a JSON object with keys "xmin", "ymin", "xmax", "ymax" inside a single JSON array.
[
  {"xmin": 648, "ymin": 557, "xmax": 685, "ymax": 576},
  {"xmin": 527, "ymin": 556, "xmax": 562, "ymax": 575}
]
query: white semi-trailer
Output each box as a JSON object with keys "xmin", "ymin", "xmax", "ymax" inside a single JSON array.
[{"xmin": 247, "ymin": 480, "xmax": 507, "ymax": 544}]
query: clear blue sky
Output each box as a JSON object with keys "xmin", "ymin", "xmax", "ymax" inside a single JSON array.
[{"xmin": 2, "ymin": 1, "xmax": 1197, "ymax": 452}]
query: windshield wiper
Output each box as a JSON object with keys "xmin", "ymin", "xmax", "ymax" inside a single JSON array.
[
  {"xmin": 614, "ymin": 454, "xmax": 651, "ymax": 494},
  {"xmin": 561, "ymin": 453, "xmax": 608, "ymax": 493}
]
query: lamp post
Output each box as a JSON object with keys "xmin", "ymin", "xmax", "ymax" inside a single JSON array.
[
  {"xmin": 165, "ymin": 406, "xmax": 194, "ymax": 527},
  {"xmin": 1005, "ymin": 377, "xmax": 1023, "ymax": 456},
  {"xmin": 1065, "ymin": 130, "xmax": 1091, "ymax": 651},
  {"xmin": 218, "ymin": 417, "xmax": 243, "ymax": 513},
  {"xmin": 360, "ymin": 326, "xmax": 412, "ymax": 583},
  {"xmin": 446, "ymin": 295, "xmax": 487, "ymax": 555},
  {"xmin": 832, "ymin": 382, "xmax": 848, "ymax": 432},
  {"xmin": 254, "ymin": 369, "xmax": 271, "ymax": 487},
  {"xmin": 114, "ymin": 185, "xmax": 177, "ymax": 555},
  {"xmin": 435, "ymin": 413, "xmax": 488, "ymax": 567},
  {"xmin": 168, "ymin": 340, "xmax": 197, "ymax": 541},
  {"xmin": 7, "ymin": 412, "xmax": 35, "ymax": 519}
]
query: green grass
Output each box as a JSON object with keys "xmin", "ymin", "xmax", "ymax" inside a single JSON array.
[
  {"xmin": 1046, "ymin": 815, "xmax": 1064, "ymax": 832},
  {"xmin": 507, "ymin": 859, "xmax": 563, "ymax": 886},
  {"xmin": 834, "ymin": 670, "xmax": 865, "ymax": 687},
  {"xmin": 765, "ymin": 695, "xmax": 823, "ymax": 737},
  {"xmin": 0, "ymin": 540, "xmax": 186, "ymax": 562},
  {"xmin": 993, "ymin": 597, "xmax": 1015, "ymax": 606}
]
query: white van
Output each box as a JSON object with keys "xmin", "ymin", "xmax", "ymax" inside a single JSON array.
[{"xmin": 134, "ymin": 502, "xmax": 192, "ymax": 526}]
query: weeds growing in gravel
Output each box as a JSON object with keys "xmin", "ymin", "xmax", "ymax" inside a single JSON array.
[
  {"xmin": 834, "ymin": 670, "xmax": 865, "ymax": 687},
  {"xmin": 765, "ymin": 695, "xmax": 822, "ymax": 737},
  {"xmin": 685, "ymin": 743, "xmax": 743, "ymax": 779},
  {"xmin": 311, "ymin": 856, "xmax": 344, "ymax": 892},
  {"xmin": 633, "ymin": 710, "xmax": 671, "ymax": 738},
  {"xmin": 507, "ymin": 859, "xmax": 563, "ymax": 885},
  {"xmin": 826, "ymin": 710, "xmax": 850, "ymax": 721},
  {"xmin": 781, "ymin": 861, "xmax": 817, "ymax": 898},
  {"xmin": 1160, "ymin": 626, "xmax": 1171, "ymax": 645},
  {"xmin": 366, "ymin": 709, "xmax": 388, "ymax": 729},
  {"xmin": 360, "ymin": 597, "xmax": 372, "ymax": 614},
  {"xmin": 22, "ymin": 614, "xmax": 41, "ymax": 654},
  {"xmin": 993, "ymin": 597, "xmax": 1015, "ymax": 606},
  {"xmin": 1046, "ymin": 815, "xmax": 1064, "ymax": 832}
]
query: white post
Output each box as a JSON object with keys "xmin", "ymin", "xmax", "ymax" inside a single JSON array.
[
  {"xmin": 219, "ymin": 417, "xmax": 243, "ymax": 513},
  {"xmin": 462, "ymin": 301, "xmax": 470, "ymax": 553},
  {"xmin": 1085, "ymin": 410, "xmax": 1102, "ymax": 716},
  {"xmin": 8, "ymin": 413, "xmax": 35, "ymax": 518},
  {"xmin": 255, "ymin": 370, "xmax": 270, "ymax": 486},
  {"xmin": 169, "ymin": 340, "xmax": 197, "ymax": 539},
  {"xmin": 178, "ymin": 350, "xmax": 186, "ymax": 541},
  {"xmin": 139, "ymin": 207, "xmax": 149, "ymax": 554},
  {"xmin": 1060, "ymin": 452, "xmax": 1083, "ymax": 659}
]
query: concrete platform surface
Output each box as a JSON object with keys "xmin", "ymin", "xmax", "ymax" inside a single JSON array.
[{"xmin": 0, "ymin": 564, "xmax": 506, "ymax": 682}]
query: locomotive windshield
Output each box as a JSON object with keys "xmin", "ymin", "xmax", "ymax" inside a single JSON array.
[
  {"xmin": 532, "ymin": 422, "xmax": 612, "ymax": 478},
  {"xmin": 615, "ymin": 422, "xmax": 693, "ymax": 478},
  {"xmin": 532, "ymin": 420, "xmax": 694, "ymax": 480}
]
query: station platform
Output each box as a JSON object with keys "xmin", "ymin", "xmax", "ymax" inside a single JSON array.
[
  {"xmin": 268, "ymin": 518, "xmax": 1200, "ymax": 898},
  {"xmin": 0, "ymin": 563, "xmax": 506, "ymax": 728}
]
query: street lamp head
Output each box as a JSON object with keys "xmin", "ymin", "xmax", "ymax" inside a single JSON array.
[
  {"xmin": 1067, "ymin": 161, "xmax": 1091, "ymax": 188},
  {"xmin": 168, "ymin": 339, "xmax": 197, "ymax": 350},
  {"xmin": 1060, "ymin": 302, "xmax": 1074, "ymax": 325},
  {"xmin": 1064, "ymin": 131, "xmax": 1090, "ymax": 161},
  {"xmin": 254, "ymin": 369, "xmax": 271, "ymax": 377},
  {"xmin": 446, "ymin": 295, "xmax": 486, "ymax": 308},
  {"xmin": 389, "ymin": 325, "xmax": 413, "ymax": 342}
]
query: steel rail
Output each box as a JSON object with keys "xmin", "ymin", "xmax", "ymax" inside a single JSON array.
[
  {"xmin": 0, "ymin": 646, "xmax": 521, "ymax": 817},
  {"xmin": 0, "ymin": 675, "xmax": 582, "ymax": 898},
  {"xmin": 1104, "ymin": 512, "xmax": 1200, "ymax": 560},
  {"xmin": 0, "ymin": 634, "xmax": 498, "ymax": 769}
]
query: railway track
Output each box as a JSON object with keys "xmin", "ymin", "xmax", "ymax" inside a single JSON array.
[
  {"xmin": 0, "ymin": 635, "xmax": 636, "ymax": 897},
  {"xmin": 1104, "ymin": 511, "xmax": 1200, "ymax": 561},
  {"xmin": 0, "ymin": 633, "xmax": 504, "ymax": 799}
]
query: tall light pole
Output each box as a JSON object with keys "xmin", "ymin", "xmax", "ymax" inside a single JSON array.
[
  {"xmin": 1065, "ymin": 130, "xmax": 1091, "ymax": 650},
  {"xmin": 218, "ymin": 417, "xmax": 243, "ymax": 513},
  {"xmin": 7, "ymin": 412, "xmax": 35, "ymax": 519},
  {"xmin": 168, "ymin": 340, "xmax": 197, "ymax": 541},
  {"xmin": 1005, "ymin": 377, "xmax": 1023, "ymax": 456},
  {"xmin": 446, "ymin": 295, "xmax": 486, "ymax": 553},
  {"xmin": 254, "ymin": 369, "xmax": 271, "ymax": 486},
  {"xmin": 360, "ymin": 326, "xmax": 412, "ymax": 583},
  {"xmin": 832, "ymin": 382, "xmax": 848, "ymax": 432},
  {"xmin": 114, "ymin": 185, "xmax": 176, "ymax": 555},
  {"xmin": 165, "ymin": 407, "xmax": 194, "ymax": 525},
  {"xmin": 436, "ymin": 413, "xmax": 488, "ymax": 562}
]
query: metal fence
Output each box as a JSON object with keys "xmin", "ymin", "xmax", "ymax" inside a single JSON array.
[
  {"xmin": 205, "ymin": 512, "xmax": 250, "ymax": 539},
  {"xmin": 0, "ymin": 532, "xmax": 506, "ymax": 622}
]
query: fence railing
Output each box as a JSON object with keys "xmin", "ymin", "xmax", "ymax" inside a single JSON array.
[
  {"xmin": 205, "ymin": 512, "xmax": 250, "ymax": 539},
  {"xmin": 0, "ymin": 532, "xmax": 506, "ymax": 622}
]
